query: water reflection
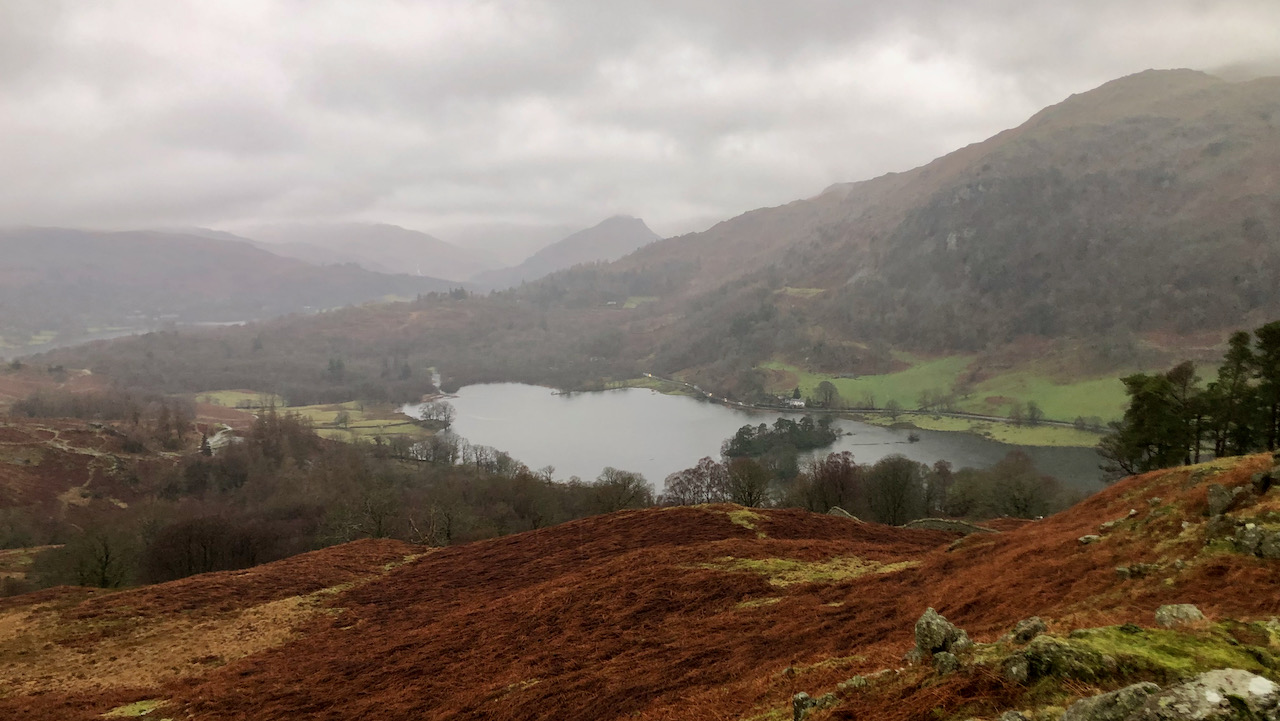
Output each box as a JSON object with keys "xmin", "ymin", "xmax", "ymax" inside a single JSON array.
[{"xmin": 407, "ymin": 383, "xmax": 1104, "ymax": 494}]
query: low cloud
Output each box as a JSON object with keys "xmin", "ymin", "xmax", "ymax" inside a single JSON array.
[{"xmin": 1, "ymin": 0, "xmax": 1277, "ymax": 238}]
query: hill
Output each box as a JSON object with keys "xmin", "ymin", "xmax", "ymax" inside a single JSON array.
[
  {"xmin": 445, "ymin": 221, "xmax": 580, "ymax": 266},
  {"xmin": 241, "ymin": 222, "xmax": 502, "ymax": 281},
  {"xmin": 3, "ymin": 453, "xmax": 1277, "ymax": 719},
  {"xmin": 28, "ymin": 70, "xmax": 1280, "ymax": 421},
  {"xmin": 0, "ymin": 227, "xmax": 461, "ymax": 354},
  {"xmin": 471, "ymin": 216, "xmax": 662, "ymax": 290}
]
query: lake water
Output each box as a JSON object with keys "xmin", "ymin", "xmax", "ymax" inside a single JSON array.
[{"xmin": 408, "ymin": 383, "xmax": 1106, "ymax": 494}]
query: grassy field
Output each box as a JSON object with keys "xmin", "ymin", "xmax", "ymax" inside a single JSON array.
[
  {"xmin": 607, "ymin": 377, "xmax": 701, "ymax": 397},
  {"xmin": 195, "ymin": 390, "xmax": 435, "ymax": 444},
  {"xmin": 851, "ymin": 412, "xmax": 1104, "ymax": 447},
  {"xmin": 762, "ymin": 356, "xmax": 1128, "ymax": 424},
  {"xmin": 288, "ymin": 401, "xmax": 434, "ymax": 443},
  {"xmin": 196, "ymin": 389, "xmax": 286, "ymax": 408}
]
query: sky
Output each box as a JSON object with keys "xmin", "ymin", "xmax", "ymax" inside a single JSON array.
[{"xmin": 2, "ymin": 1, "xmax": 1278, "ymax": 241}]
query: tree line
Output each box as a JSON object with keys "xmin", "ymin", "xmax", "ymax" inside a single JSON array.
[
  {"xmin": 661, "ymin": 449, "xmax": 1072, "ymax": 524},
  {"xmin": 1099, "ymin": 321, "xmax": 1280, "ymax": 476}
]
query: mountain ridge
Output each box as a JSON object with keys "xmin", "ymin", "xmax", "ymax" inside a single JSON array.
[{"xmin": 470, "ymin": 215, "xmax": 662, "ymax": 290}]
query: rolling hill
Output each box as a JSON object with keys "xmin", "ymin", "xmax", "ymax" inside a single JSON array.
[
  {"xmin": 30, "ymin": 70, "xmax": 1280, "ymax": 415},
  {"xmin": 2, "ymin": 453, "xmax": 1277, "ymax": 720},
  {"xmin": 0, "ymin": 227, "xmax": 462, "ymax": 353},
  {"xmin": 240, "ymin": 222, "xmax": 503, "ymax": 282},
  {"xmin": 471, "ymin": 216, "xmax": 662, "ymax": 290}
]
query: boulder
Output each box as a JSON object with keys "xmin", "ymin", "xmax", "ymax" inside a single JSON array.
[
  {"xmin": 915, "ymin": 608, "xmax": 960, "ymax": 654},
  {"xmin": 1155, "ymin": 604, "xmax": 1205, "ymax": 628},
  {"xmin": 1011, "ymin": 617, "xmax": 1048, "ymax": 643},
  {"xmin": 1003, "ymin": 654, "xmax": 1031, "ymax": 683},
  {"xmin": 1207, "ymin": 484, "xmax": 1235, "ymax": 516},
  {"xmin": 1080, "ymin": 535, "xmax": 1102, "ymax": 545},
  {"xmin": 828, "ymin": 506, "xmax": 857, "ymax": 519},
  {"xmin": 1127, "ymin": 669, "xmax": 1279, "ymax": 720},
  {"xmin": 998, "ymin": 713, "xmax": 1030, "ymax": 721},
  {"xmin": 1260, "ymin": 530, "xmax": 1280, "ymax": 560},
  {"xmin": 933, "ymin": 651, "xmax": 959, "ymax": 675},
  {"xmin": 1061, "ymin": 682, "xmax": 1161, "ymax": 721},
  {"xmin": 792, "ymin": 692, "xmax": 816, "ymax": 721},
  {"xmin": 952, "ymin": 629, "xmax": 974, "ymax": 653},
  {"xmin": 1205, "ymin": 514, "xmax": 1239, "ymax": 541},
  {"xmin": 1253, "ymin": 471, "xmax": 1273, "ymax": 495},
  {"xmin": 1237, "ymin": 525, "xmax": 1266, "ymax": 555},
  {"xmin": 1012, "ymin": 636, "xmax": 1111, "ymax": 682}
]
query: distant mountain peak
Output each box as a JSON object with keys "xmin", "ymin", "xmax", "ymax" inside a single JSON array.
[{"xmin": 470, "ymin": 216, "xmax": 661, "ymax": 290}]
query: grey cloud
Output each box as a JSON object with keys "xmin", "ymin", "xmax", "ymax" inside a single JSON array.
[{"xmin": 0, "ymin": 0, "xmax": 1277, "ymax": 237}]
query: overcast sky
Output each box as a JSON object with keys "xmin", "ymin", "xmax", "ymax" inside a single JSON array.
[{"xmin": 2, "ymin": 1, "xmax": 1278, "ymax": 240}]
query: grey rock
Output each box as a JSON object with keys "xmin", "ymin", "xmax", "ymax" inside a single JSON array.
[
  {"xmin": 1205, "ymin": 514, "xmax": 1239, "ymax": 540},
  {"xmin": 1252, "ymin": 471, "xmax": 1273, "ymax": 495},
  {"xmin": 1061, "ymin": 681, "xmax": 1161, "ymax": 721},
  {"xmin": 1238, "ymin": 525, "xmax": 1266, "ymax": 555},
  {"xmin": 1116, "ymin": 566, "xmax": 1132, "ymax": 580},
  {"xmin": 951, "ymin": 629, "xmax": 974, "ymax": 653},
  {"xmin": 814, "ymin": 692, "xmax": 838, "ymax": 709},
  {"xmin": 1015, "ymin": 636, "xmax": 1111, "ymax": 682},
  {"xmin": 1011, "ymin": 617, "xmax": 1048, "ymax": 643},
  {"xmin": 934, "ymin": 651, "xmax": 959, "ymax": 675},
  {"xmin": 1003, "ymin": 654, "xmax": 1030, "ymax": 683},
  {"xmin": 792, "ymin": 692, "xmax": 817, "ymax": 721},
  {"xmin": 1260, "ymin": 530, "xmax": 1280, "ymax": 560},
  {"xmin": 915, "ymin": 607, "xmax": 959, "ymax": 654},
  {"xmin": 1128, "ymin": 669, "xmax": 1279, "ymax": 720},
  {"xmin": 903, "ymin": 647, "xmax": 926, "ymax": 665},
  {"xmin": 998, "ymin": 713, "xmax": 1030, "ymax": 721},
  {"xmin": 1080, "ymin": 534, "xmax": 1102, "ymax": 545},
  {"xmin": 1155, "ymin": 604, "xmax": 1205, "ymax": 628},
  {"xmin": 1208, "ymin": 484, "xmax": 1235, "ymax": 516},
  {"xmin": 828, "ymin": 506, "xmax": 857, "ymax": 519}
]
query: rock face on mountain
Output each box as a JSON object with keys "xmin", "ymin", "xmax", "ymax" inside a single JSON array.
[{"xmin": 471, "ymin": 216, "xmax": 661, "ymax": 290}]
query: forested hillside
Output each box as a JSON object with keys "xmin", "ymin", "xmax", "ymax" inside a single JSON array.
[{"xmin": 35, "ymin": 70, "xmax": 1280, "ymax": 407}]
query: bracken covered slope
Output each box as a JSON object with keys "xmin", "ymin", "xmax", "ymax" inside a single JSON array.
[{"xmin": 1, "ymin": 455, "xmax": 1278, "ymax": 720}]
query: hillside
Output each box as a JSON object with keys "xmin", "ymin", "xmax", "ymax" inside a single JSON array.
[
  {"xmin": 3, "ymin": 453, "xmax": 1277, "ymax": 720},
  {"xmin": 27, "ymin": 70, "xmax": 1280, "ymax": 422},
  {"xmin": 241, "ymin": 222, "xmax": 502, "ymax": 281},
  {"xmin": 0, "ymin": 227, "xmax": 461, "ymax": 353},
  {"xmin": 471, "ymin": 216, "xmax": 662, "ymax": 290},
  {"xmin": 608, "ymin": 69, "xmax": 1280, "ymax": 375}
]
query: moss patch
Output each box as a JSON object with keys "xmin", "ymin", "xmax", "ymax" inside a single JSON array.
[
  {"xmin": 697, "ymin": 556, "xmax": 919, "ymax": 587},
  {"xmin": 726, "ymin": 509, "xmax": 767, "ymax": 538},
  {"xmin": 102, "ymin": 699, "xmax": 167, "ymax": 717}
]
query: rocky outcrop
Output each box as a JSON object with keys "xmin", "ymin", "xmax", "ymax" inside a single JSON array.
[
  {"xmin": 1062, "ymin": 682, "xmax": 1161, "ymax": 721},
  {"xmin": 1129, "ymin": 669, "xmax": 1279, "ymax": 720},
  {"xmin": 1154, "ymin": 604, "xmax": 1205, "ymax": 628},
  {"xmin": 828, "ymin": 506, "xmax": 858, "ymax": 519},
  {"xmin": 1003, "ymin": 636, "xmax": 1112, "ymax": 683},
  {"xmin": 1010, "ymin": 617, "xmax": 1048, "ymax": 643}
]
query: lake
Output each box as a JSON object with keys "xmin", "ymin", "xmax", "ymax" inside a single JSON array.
[{"xmin": 407, "ymin": 383, "xmax": 1105, "ymax": 494}]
